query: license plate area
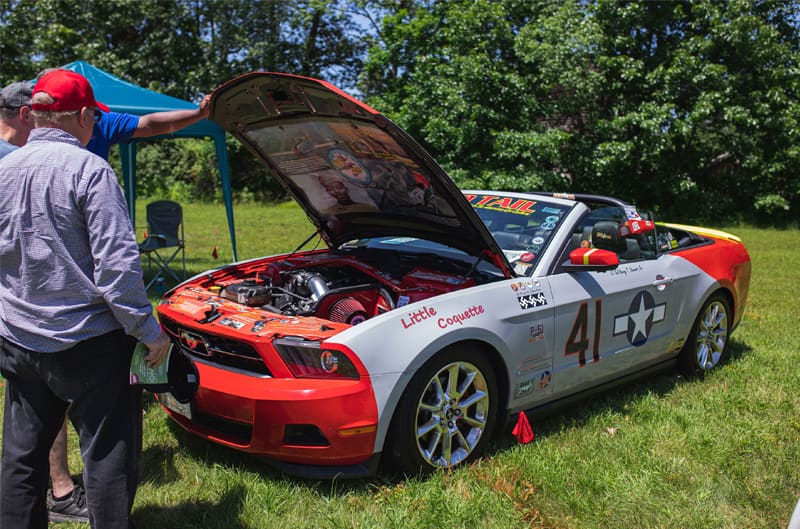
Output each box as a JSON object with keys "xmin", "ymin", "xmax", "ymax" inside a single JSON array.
[{"xmin": 159, "ymin": 392, "xmax": 192, "ymax": 420}]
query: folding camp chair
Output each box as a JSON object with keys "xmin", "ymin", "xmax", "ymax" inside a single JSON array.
[{"xmin": 139, "ymin": 200, "xmax": 186, "ymax": 291}]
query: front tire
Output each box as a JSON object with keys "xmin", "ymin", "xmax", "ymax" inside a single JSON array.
[
  {"xmin": 679, "ymin": 292, "xmax": 731, "ymax": 376},
  {"xmin": 387, "ymin": 344, "xmax": 498, "ymax": 475}
]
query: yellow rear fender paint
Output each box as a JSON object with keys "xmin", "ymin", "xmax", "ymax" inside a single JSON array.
[{"xmin": 659, "ymin": 222, "xmax": 742, "ymax": 243}]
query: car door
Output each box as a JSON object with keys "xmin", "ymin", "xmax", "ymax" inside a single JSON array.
[{"xmin": 545, "ymin": 221, "xmax": 697, "ymax": 397}]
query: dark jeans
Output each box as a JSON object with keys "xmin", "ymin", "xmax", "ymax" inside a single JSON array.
[{"xmin": 0, "ymin": 330, "xmax": 140, "ymax": 529}]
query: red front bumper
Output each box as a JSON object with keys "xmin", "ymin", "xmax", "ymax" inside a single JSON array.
[{"xmin": 161, "ymin": 359, "xmax": 379, "ymax": 468}]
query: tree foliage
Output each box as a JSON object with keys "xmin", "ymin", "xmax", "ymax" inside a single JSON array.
[
  {"xmin": 362, "ymin": 0, "xmax": 800, "ymax": 223},
  {"xmin": 0, "ymin": 0, "xmax": 366, "ymax": 203},
  {"xmin": 1, "ymin": 0, "xmax": 798, "ymax": 223}
]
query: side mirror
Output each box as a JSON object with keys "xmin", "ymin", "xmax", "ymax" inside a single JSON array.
[{"xmin": 563, "ymin": 248, "xmax": 619, "ymax": 272}]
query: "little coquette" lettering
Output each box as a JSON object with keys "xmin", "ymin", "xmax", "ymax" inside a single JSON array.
[{"xmin": 401, "ymin": 304, "xmax": 485, "ymax": 330}]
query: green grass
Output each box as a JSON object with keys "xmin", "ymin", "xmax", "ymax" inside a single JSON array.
[{"xmin": 2, "ymin": 205, "xmax": 799, "ymax": 528}]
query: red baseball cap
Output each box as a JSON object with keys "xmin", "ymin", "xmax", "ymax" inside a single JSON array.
[{"xmin": 31, "ymin": 69, "xmax": 109, "ymax": 113}]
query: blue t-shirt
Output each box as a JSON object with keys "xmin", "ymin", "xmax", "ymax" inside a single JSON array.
[
  {"xmin": 88, "ymin": 111, "xmax": 140, "ymax": 159},
  {"xmin": 0, "ymin": 138, "xmax": 18, "ymax": 159}
]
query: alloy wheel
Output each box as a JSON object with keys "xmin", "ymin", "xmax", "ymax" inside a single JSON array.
[{"xmin": 414, "ymin": 361, "xmax": 491, "ymax": 468}]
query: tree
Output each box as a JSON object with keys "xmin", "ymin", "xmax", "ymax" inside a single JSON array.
[
  {"xmin": 4, "ymin": 0, "xmax": 798, "ymax": 221},
  {"xmin": 362, "ymin": 0, "xmax": 800, "ymax": 223},
  {"xmin": 361, "ymin": 0, "xmax": 555, "ymax": 191},
  {"xmin": 0, "ymin": 0, "xmax": 371, "ymax": 202}
]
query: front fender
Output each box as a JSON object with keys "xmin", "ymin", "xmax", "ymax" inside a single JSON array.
[{"xmin": 328, "ymin": 283, "xmax": 516, "ymax": 452}]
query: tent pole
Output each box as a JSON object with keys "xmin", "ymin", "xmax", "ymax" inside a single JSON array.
[
  {"xmin": 214, "ymin": 134, "xmax": 238, "ymax": 261},
  {"xmin": 120, "ymin": 143, "xmax": 137, "ymax": 226}
]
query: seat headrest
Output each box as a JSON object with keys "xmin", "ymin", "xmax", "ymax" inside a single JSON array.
[{"xmin": 592, "ymin": 221, "xmax": 625, "ymax": 252}]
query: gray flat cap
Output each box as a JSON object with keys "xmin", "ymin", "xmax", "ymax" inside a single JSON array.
[{"xmin": 0, "ymin": 81, "xmax": 34, "ymax": 109}]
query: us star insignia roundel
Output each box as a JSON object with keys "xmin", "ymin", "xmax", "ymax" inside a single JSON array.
[{"xmin": 613, "ymin": 291, "xmax": 666, "ymax": 346}]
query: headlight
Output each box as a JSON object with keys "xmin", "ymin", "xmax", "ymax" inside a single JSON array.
[{"xmin": 274, "ymin": 338, "xmax": 359, "ymax": 379}]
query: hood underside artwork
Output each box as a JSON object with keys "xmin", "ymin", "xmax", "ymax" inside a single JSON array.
[{"xmin": 210, "ymin": 72, "xmax": 505, "ymax": 262}]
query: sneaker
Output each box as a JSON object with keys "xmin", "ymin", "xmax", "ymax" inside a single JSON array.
[{"xmin": 47, "ymin": 481, "xmax": 89, "ymax": 523}]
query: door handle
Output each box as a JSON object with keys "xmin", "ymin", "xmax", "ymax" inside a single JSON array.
[{"xmin": 652, "ymin": 276, "xmax": 674, "ymax": 290}]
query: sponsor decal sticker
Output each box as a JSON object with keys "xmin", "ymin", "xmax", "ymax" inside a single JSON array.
[
  {"xmin": 528, "ymin": 322, "xmax": 545, "ymax": 343},
  {"xmin": 515, "ymin": 367, "xmax": 553, "ymax": 398},
  {"xmin": 518, "ymin": 291, "xmax": 548, "ymax": 310},
  {"xmin": 536, "ymin": 370, "xmax": 553, "ymax": 390},
  {"xmin": 540, "ymin": 215, "xmax": 559, "ymax": 230},
  {"xmin": 516, "ymin": 357, "xmax": 549, "ymax": 375},
  {"xmin": 514, "ymin": 379, "xmax": 535, "ymax": 398},
  {"xmin": 514, "ymin": 262, "xmax": 533, "ymax": 275},
  {"xmin": 466, "ymin": 194, "xmax": 538, "ymax": 214},
  {"xmin": 219, "ymin": 317, "xmax": 245, "ymax": 330},
  {"xmin": 624, "ymin": 206, "xmax": 642, "ymax": 220}
]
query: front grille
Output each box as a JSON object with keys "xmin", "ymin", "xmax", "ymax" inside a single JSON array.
[
  {"xmin": 159, "ymin": 315, "xmax": 271, "ymax": 375},
  {"xmin": 192, "ymin": 411, "xmax": 253, "ymax": 445}
]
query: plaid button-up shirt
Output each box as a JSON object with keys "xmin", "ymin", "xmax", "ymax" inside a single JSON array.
[{"xmin": 0, "ymin": 127, "xmax": 160, "ymax": 352}]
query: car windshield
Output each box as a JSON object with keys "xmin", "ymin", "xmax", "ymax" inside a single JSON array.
[
  {"xmin": 464, "ymin": 193, "xmax": 571, "ymax": 267},
  {"xmin": 339, "ymin": 193, "xmax": 571, "ymax": 276}
]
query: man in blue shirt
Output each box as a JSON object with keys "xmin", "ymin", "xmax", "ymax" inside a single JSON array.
[
  {"xmin": 88, "ymin": 96, "xmax": 210, "ymax": 159},
  {"xmin": 0, "ymin": 69, "xmax": 171, "ymax": 529},
  {"xmin": 34, "ymin": 67, "xmax": 211, "ymax": 159}
]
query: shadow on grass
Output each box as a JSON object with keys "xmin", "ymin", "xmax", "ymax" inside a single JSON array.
[
  {"xmin": 158, "ymin": 414, "xmax": 396, "ymax": 495},
  {"xmin": 726, "ymin": 335, "xmax": 751, "ymax": 365},
  {"xmin": 145, "ymin": 337, "xmax": 753, "ymax": 496},
  {"xmin": 487, "ymin": 336, "xmax": 753, "ymax": 459},
  {"xmin": 139, "ymin": 443, "xmax": 182, "ymax": 486},
  {"xmin": 133, "ymin": 484, "xmax": 250, "ymax": 529}
]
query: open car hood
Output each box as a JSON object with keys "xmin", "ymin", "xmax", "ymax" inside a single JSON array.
[{"xmin": 210, "ymin": 72, "xmax": 508, "ymax": 269}]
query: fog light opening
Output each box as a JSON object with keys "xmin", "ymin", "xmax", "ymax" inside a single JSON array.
[{"xmin": 283, "ymin": 424, "xmax": 330, "ymax": 447}]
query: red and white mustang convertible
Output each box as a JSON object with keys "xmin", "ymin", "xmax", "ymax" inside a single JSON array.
[{"xmin": 156, "ymin": 72, "xmax": 751, "ymax": 478}]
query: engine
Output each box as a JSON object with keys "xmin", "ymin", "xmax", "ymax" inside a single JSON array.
[{"xmin": 218, "ymin": 266, "xmax": 393, "ymax": 325}]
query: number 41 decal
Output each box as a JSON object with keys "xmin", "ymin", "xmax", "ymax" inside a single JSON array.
[{"xmin": 565, "ymin": 300, "xmax": 602, "ymax": 366}]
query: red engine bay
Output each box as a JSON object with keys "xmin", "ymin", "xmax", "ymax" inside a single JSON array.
[{"xmin": 159, "ymin": 250, "xmax": 477, "ymax": 343}]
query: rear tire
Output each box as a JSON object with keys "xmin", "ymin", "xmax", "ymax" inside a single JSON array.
[
  {"xmin": 679, "ymin": 292, "xmax": 731, "ymax": 376},
  {"xmin": 386, "ymin": 344, "xmax": 498, "ymax": 475}
]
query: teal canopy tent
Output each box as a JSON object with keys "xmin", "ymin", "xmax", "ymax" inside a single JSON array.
[{"xmin": 61, "ymin": 61, "xmax": 238, "ymax": 260}]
